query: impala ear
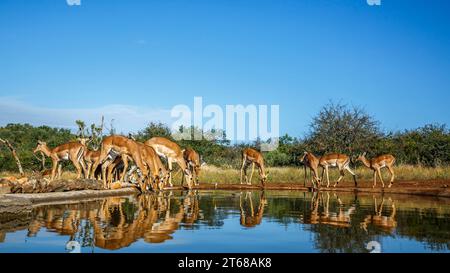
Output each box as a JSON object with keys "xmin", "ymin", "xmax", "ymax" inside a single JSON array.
[
  {"xmin": 362, "ymin": 152, "xmax": 367, "ymax": 157},
  {"xmin": 37, "ymin": 140, "xmax": 45, "ymax": 145}
]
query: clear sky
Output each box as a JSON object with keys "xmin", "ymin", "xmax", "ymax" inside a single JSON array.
[{"xmin": 1, "ymin": 0, "xmax": 449, "ymax": 137}]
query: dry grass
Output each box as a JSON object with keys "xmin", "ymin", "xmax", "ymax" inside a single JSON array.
[
  {"xmin": 0, "ymin": 170, "xmax": 78, "ymax": 180},
  {"xmin": 193, "ymin": 164, "xmax": 450, "ymax": 185},
  {"xmin": 2, "ymin": 164, "xmax": 450, "ymax": 185}
]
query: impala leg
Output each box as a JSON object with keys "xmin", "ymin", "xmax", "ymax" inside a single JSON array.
[
  {"xmin": 86, "ymin": 162, "xmax": 92, "ymax": 179},
  {"xmin": 346, "ymin": 166, "xmax": 358, "ymax": 187},
  {"xmin": 51, "ymin": 160, "xmax": 58, "ymax": 181},
  {"xmin": 72, "ymin": 157, "xmax": 83, "ymax": 179},
  {"xmin": 98, "ymin": 147, "xmax": 111, "ymax": 186},
  {"xmin": 91, "ymin": 159, "xmax": 100, "ymax": 180},
  {"xmin": 373, "ymin": 171, "xmax": 377, "ymax": 188},
  {"xmin": 243, "ymin": 163, "xmax": 250, "ymax": 184},
  {"xmin": 120, "ymin": 155, "xmax": 129, "ymax": 182},
  {"xmin": 248, "ymin": 163, "xmax": 255, "ymax": 185},
  {"xmin": 70, "ymin": 154, "xmax": 83, "ymax": 179},
  {"xmin": 248, "ymin": 192, "xmax": 254, "ymax": 217},
  {"xmin": 57, "ymin": 164, "xmax": 63, "ymax": 179},
  {"xmin": 387, "ymin": 166, "xmax": 395, "ymax": 188},
  {"xmin": 106, "ymin": 161, "xmax": 115, "ymax": 185},
  {"xmin": 320, "ymin": 167, "xmax": 325, "ymax": 185},
  {"xmin": 167, "ymin": 159, "xmax": 173, "ymax": 187},
  {"xmin": 312, "ymin": 168, "xmax": 320, "ymax": 189},
  {"xmin": 335, "ymin": 168, "xmax": 345, "ymax": 188},
  {"xmin": 194, "ymin": 166, "xmax": 199, "ymax": 186},
  {"xmin": 377, "ymin": 168, "xmax": 385, "ymax": 188},
  {"xmin": 325, "ymin": 166, "xmax": 330, "ymax": 188},
  {"xmin": 79, "ymin": 158, "xmax": 87, "ymax": 179},
  {"xmin": 101, "ymin": 161, "xmax": 111, "ymax": 189},
  {"xmin": 181, "ymin": 166, "xmax": 185, "ymax": 187},
  {"xmin": 240, "ymin": 159, "xmax": 247, "ymax": 184}
]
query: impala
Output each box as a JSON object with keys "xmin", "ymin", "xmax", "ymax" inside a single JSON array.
[
  {"xmin": 239, "ymin": 191, "xmax": 267, "ymax": 228},
  {"xmin": 319, "ymin": 153, "xmax": 357, "ymax": 188},
  {"xmin": 77, "ymin": 137, "xmax": 99, "ymax": 179},
  {"xmin": 92, "ymin": 135, "xmax": 149, "ymax": 190},
  {"xmin": 306, "ymin": 192, "xmax": 356, "ymax": 228},
  {"xmin": 33, "ymin": 140, "xmax": 87, "ymax": 181},
  {"xmin": 137, "ymin": 142, "xmax": 170, "ymax": 191},
  {"xmin": 183, "ymin": 148, "xmax": 201, "ymax": 186},
  {"xmin": 144, "ymin": 137, "xmax": 193, "ymax": 189},
  {"xmin": 80, "ymin": 149, "xmax": 101, "ymax": 179},
  {"xmin": 240, "ymin": 148, "xmax": 268, "ymax": 187},
  {"xmin": 105, "ymin": 154, "xmax": 128, "ymax": 185},
  {"xmin": 299, "ymin": 152, "xmax": 321, "ymax": 188},
  {"xmin": 357, "ymin": 152, "xmax": 396, "ymax": 188},
  {"xmin": 360, "ymin": 197, "xmax": 397, "ymax": 233}
]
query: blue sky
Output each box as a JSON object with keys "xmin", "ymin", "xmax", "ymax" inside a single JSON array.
[{"xmin": 1, "ymin": 0, "xmax": 449, "ymax": 138}]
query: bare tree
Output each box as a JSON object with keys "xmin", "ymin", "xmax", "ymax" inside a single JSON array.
[{"xmin": 0, "ymin": 138, "xmax": 24, "ymax": 176}]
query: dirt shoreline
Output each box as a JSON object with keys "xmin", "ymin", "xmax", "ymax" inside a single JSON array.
[
  {"xmin": 0, "ymin": 179, "xmax": 449, "ymax": 212},
  {"xmin": 173, "ymin": 179, "xmax": 450, "ymax": 198}
]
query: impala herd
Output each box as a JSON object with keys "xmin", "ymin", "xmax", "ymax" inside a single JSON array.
[{"xmin": 32, "ymin": 135, "xmax": 396, "ymax": 191}]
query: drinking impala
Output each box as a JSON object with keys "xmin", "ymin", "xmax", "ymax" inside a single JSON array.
[
  {"xmin": 240, "ymin": 148, "xmax": 268, "ymax": 187},
  {"xmin": 92, "ymin": 135, "xmax": 149, "ymax": 190},
  {"xmin": 183, "ymin": 148, "xmax": 201, "ymax": 186},
  {"xmin": 144, "ymin": 137, "xmax": 194, "ymax": 189},
  {"xmin": 299, "ymin": 152, "xmax": 321, "ymax": 188}
]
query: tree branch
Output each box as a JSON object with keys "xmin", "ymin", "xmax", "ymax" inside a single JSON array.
[{"xmin": 0, "ymin": 138, "xmax": 24, "ymax": 176}]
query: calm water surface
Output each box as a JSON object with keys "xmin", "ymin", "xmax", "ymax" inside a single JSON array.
[{"xmin": 0, "ymin": 190, "xmax": 449, "ymax": 253}]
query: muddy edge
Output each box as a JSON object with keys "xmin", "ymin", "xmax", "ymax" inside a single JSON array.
[{"xmin": 0, "ymin": 179, "xmax": 449, "ymax": 210}]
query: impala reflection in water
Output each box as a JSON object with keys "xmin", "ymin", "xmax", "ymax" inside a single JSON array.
[{"xmin": 0, "ymin": 191, "xmax": 449, "ymax": 253}]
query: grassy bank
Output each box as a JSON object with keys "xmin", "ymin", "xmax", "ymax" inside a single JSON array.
[
  {"xmin": 2, "ymin": 164, "xmax": 450, "ymax": 185},
  {"xmin": 193, "ymin": 164, "xmax": 450, "ymax": 185}
]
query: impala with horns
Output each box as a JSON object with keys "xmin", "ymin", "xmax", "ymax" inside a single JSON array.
[
  {"xmin": 183, "ymin": 148, "xmax": 202, "ymax": 186},
  {"xmin": 144, "ymin": 137, "xmax": 194, "ymax": 189},
  {"xmin": 92, "ymin": 135, "xmax": 149, "ymax": 190},
  {"xmin": 33, "ymin": 140, "xmax": 87, "ymax": 181},
  {"xmin": 357, "ymin": 152, "xmax": 396, "ymax": 188},
  {"xmin": 240, "ymin": 148, "xmax": 268, "ymax": 187}
]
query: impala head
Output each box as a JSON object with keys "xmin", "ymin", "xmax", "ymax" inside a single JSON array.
[
  {"xmin": 194, "ymin": 163, "xmax": 201, "ymax": 176},
  {"xmin": 33, "ymin": 140, "xmax": 47, "ymax": 154},
  {"xmin": 299, "ymin": 151, "xmax": 308, "ymax": 163},
  {"xmin": 261, "ymin": 174, "xmax": 267, "ymax": 183},
  {"xmin": 157, "ymin": 168, "xmax": 170, "ymax": 186},
  {"xmin": 77, "ymin": 137, "xmax": 91, "ymax": 146},
  {"xmin": 184, "ymin": 168, "xmax": 194, "ymax": 185},
  {"xmin": 261, "ymin": 170, "xmax": 269, "ymax": 183},
  {"xmin": 357, "ymin": 152, "xmax": 368, "ymax": 162}
]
